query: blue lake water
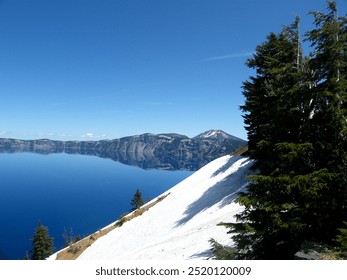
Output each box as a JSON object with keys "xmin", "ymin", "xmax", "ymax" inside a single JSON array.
[{"xmin": 0, "ymin": 153, "xmax": 192, "ymax": 259}]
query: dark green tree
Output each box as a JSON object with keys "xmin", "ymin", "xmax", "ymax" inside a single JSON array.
[
  {"xmin": 232, "ymin": 17, "xmax": 312, "ymax": 259},
  {"xmin": 209, "ymin": 238, "xmax": 237, "ymax": 260},
  {"xmin": 23, "ymin": 251, "xmax": 30, "ymax": 260},
  {"xmin": 227, "ymin": 1, "xmax": 346, "ymax": 259},
  {"xmin": 30, "ymin": 222, "xmax": 54, "ymax": 260},
  {"xmin": 130, "ymin": 189, "xmax": 145, "ymax": 211},
  {"xmin": 336, "ymin": 222, "xmax": 347, "ymax": 258},
  {"xmin": 305, "ymin": 0, "xmax": 347, "ymax": 239}
]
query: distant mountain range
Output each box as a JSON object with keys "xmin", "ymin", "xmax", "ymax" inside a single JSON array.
[{"xmin": 0, "ymin": 130, "xmax": 247, "ymax": 171}]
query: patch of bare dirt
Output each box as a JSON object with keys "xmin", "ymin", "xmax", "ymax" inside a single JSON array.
[{"xmin": 55, "ymin": 193, "xmax": 170, "ymax": 260}]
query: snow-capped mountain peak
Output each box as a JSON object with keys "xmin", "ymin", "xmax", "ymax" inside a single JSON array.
[{"xmin": 194, "ymin": 129, "xmax": 243, "ymax": 141}]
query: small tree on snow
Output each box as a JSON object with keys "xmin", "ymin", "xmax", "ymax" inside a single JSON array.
[{"xmin": 130, "ymin": 189, "xmax": 144, "ymax": 211}]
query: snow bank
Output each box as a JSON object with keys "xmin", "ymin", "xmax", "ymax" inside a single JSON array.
[{"xmin": 77, "ymin": 155, "xmax": 253, "ymax": 260}]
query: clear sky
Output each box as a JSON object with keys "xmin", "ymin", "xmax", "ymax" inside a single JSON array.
[{"xmin": 0, "ymin": 0, "xmax": 346, "ymax": 141}]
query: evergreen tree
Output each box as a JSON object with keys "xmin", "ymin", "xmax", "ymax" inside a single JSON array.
[
  {"xmin": 336, "ymin": 222, "xmax": 347, "ymax": 258},
  {"xmin": 23, "ymin": 251, "xmax": 29, "ymax": 260},
  {"xmin": 130, "ymin": 189, "xmax": 145, "ymax": 211},
  {"xmin": 305, "ymin": 0, "xmax": 347, "ymax": 239},
  {"xmin": 227, "ymin": 1, "xmax": 347, "ymax": 259},
  {"xmin": 234, "ymin": 18, "xmax": 311, "ymax": 259},
  {"xmin": 241, "ymin": 17, "xmax": 309, "ymax": 171},
  {"xmin": 30, "ymin": 222, "xmax": 54, "ymax": 260},
  {"xmin": 209, "ymin": 238, "xmax": 237, "ymax": 260}
]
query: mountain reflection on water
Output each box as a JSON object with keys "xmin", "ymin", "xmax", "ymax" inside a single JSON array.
[
  {"xmin": 0, "ymin": 133, "xmax": 247, "ymax": 171},
  {"xmin": 0, "ymin": 142, "xmax": 207, "ymax": 171}
]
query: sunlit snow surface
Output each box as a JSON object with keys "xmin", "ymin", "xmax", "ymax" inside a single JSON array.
[{"xmin": 58, "ymin": 155, "xmax": 253, "ymax": 260}]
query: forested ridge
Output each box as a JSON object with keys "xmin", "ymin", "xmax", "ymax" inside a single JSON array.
[{"xmin": 218, "ymin": 1, "xmax": 347, "ymax": 259}]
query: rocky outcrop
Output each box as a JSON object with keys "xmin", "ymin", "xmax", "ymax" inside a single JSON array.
[
  {"xmin": 0, "ymin": 130, "xmax": 247, "ymax": 171},
  {"xmin": 294, "ymin": 241, "xmax": 331, "ymax": 260}
]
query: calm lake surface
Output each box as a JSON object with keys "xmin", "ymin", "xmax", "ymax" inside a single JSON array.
[{"xmin": 0, "ymin": 153, "xmax": 193, "ymax": 260}]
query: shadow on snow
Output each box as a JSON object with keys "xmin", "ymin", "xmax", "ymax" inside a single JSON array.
[{"xmin": 175, "ymin": 156, "xmax": 253, "ymax": 227}]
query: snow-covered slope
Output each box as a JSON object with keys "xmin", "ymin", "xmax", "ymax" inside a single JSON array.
[{"xmin": 76, "ymin": 155, "xmax": 253, "ymax": 260}]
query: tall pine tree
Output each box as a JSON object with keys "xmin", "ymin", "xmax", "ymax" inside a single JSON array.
[
  {"xmin": 305, "ymin": 1, "xmax": 347, "ymax": 241},
  {"xmin": 235, "ymin": 17, "xmax": 312, "ymax": 259},
  {"xmin": 30, "ymin": 222, "xmax": 54, "ymax": 260},
  {"xmin": 227, "ymin": 1, "xmax": 347, "ymax": 259}
]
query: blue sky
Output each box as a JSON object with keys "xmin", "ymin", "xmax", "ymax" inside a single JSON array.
[{"xmin": 0, "ymin": 0, "xmax": 346, "ymax": 141}]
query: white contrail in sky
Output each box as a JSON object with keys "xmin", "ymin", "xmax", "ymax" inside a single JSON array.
[{"xmin": 202, "ymin": 51, "xmax": 254, "ymax": 62}]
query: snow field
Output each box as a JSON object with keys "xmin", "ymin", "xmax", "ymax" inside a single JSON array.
[{"xmin": 76, "ymin": 155, "xmax": 253, "ymax": 260}]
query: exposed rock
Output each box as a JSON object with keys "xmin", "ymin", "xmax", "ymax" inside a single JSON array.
[{"xmin": 294, "ymin": 241, "xmax": 330, "ymax": 260}]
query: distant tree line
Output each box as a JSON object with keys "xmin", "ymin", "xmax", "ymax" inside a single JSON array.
[{"xmin": 214, "ymin": 1, "xmax": 347, "ymax": 259}]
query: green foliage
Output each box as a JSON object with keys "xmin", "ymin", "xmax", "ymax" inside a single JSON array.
[
  {"xmin": 336, "ymin": 222, "xmax": 347, "ymax": 258},
  {"xmin": 209, "ymin": 238, "xmax": 237, "ymax": 260},
  {"xmin": 30, "ymin": 222, "xmax": 54, "ymax": 260},
  {"xmin": 226, "ymin": 1, "xmax": 347, "ymax": 260},
  {"xmin": 130, "ymin": 189, "xmax": 145, "ymax": 211},
  {"xmin": 115, "ymin": 212, "xmax": 129, "ymax": 227},
  {"xmin": 23, "ymin": 251, "xmax": 29, "ymax": 260},
  {"xmin": 67, "ymin": 245, "xmax": 81, "ymax": 255}
]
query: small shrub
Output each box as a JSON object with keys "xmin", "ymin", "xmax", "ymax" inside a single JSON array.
[
  {"xmin": 336, "ymin": 221, "xmax": 347, "ymax": 259},
  {"xmin": 115, "ymin": 212, "xmax": 129, "ymax": 227},
  {"xmin": 89, "ymin": 235, "xmax": 96, "ymax": 241},
  {"xmin": 74, "ymin": 234, "xmax": 82, "ymax": 243},
  {"xmin": 209, "ymin": 238, "xmax": 237, "ymax": 260},
  {"xmin": 67, "ymin": 245, "xmax": 81, "ymax": 255}
]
